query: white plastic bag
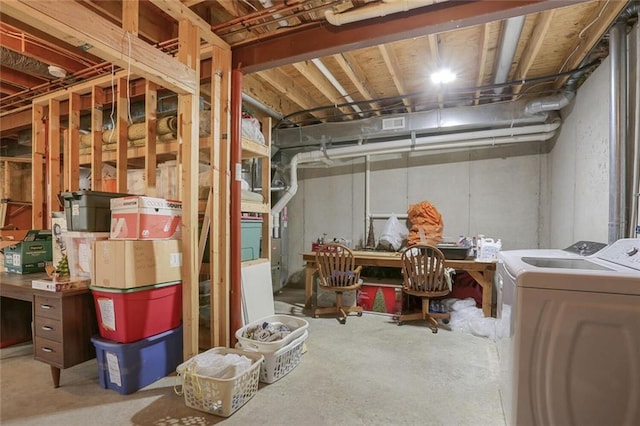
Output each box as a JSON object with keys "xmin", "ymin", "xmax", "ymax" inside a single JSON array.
[{"xmin": 379, "ymin": 214, "xmax": 409, "ymax": 251}]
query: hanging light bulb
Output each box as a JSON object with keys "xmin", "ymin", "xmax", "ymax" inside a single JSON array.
[{"xmin": 431, "ymin": 69, "xmax": 456, "ymax": 84}]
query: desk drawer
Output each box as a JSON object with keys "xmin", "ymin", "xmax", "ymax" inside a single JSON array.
[
  {"xmin": 34, "ymin": 337, "xmax": 63, "ymax": 366},
  {"xmin": 34, "ymin": 316, "xmax": 62, "ymax": 342},
  {"xmin": 34, "ymin": 295, "xmax": 62, "ymax": 320}
]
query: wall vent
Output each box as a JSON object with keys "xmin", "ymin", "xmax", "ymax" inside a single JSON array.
[{"xmin": 382, "ymin": 116, "xmax": 406, "ymax": 130}]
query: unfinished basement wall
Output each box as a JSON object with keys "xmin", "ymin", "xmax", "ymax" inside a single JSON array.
[
  {"xmin": 548, "ymin": 55, "xmax": 611, "ymax": 247},
  {"xmin": 285, "ymin": 140, "xmax": 548, "ymax": 285}
]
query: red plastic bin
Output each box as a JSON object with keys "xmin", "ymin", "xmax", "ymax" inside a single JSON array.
[{"xmin": 90, "ymin": 281, "xmax": 182, "ymax": 343}]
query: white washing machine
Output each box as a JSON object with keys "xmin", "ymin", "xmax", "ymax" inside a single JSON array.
[{"xmin": 497, "ymin": 238, "xmax": 640, "ymax": 426}]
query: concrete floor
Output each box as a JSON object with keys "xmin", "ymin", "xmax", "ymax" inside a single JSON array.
[{"xmin": 0, "ymin": 287, "xmax": 505, "ymax": 426}]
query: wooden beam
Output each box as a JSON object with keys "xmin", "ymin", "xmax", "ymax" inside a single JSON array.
[
  {"xmin": 90, "ymin": 86, "xmax": 104, "ymax": 191},
  {"xmin": 332, "ymin": 53, "xmax": 381, "ymax": 115},
  {"xmin": 116, "ymin": 78, "xmax": 128, "ymax": 193},
  {"xmin": 474, "ymin": 23, "xmax": 491, "ymax": 106},
  {"xmin": 0, "ymin": 66, "xmax": 48, "ymax": 89},
  {"xmin": 292, "ymin": 60, "xmax": 355, "ymax": 118},
  {"xmin": 512, "ymin": 10, "xmax": 554, "ymax": 97},
  {"xmin": 145, "ymin": 80, "xmax": 158, "ymax": 196},
  {"xmin": 122, "ymin": 0, "xmax": 139, "ymax": 36},
  {"xmin": 553, "ymin": 0, "xmax": 627, "ymax": 89},
  {"xmin": 47, "ymin": 98, "xmax": 61, "ymax": 222},
  {"xmin": 257, "ymin": 68, "xmax": 326, "ymax": 119},
  {"xmin": 67, "ymin": 92, "xmax": 80, "ymax": 192},
  {"xmin": 232, "ymin": 0, "xmax": 583, "ymax": 72},
  {"xmin": 2, "ymin": 0, "xmax": 197, "ymax": 94},
  {"xmin": 0, "ymin": 22, "xmax": 92, "ymax": 72},
  {"xmin": 178, "ymin": 18, "xmax": 200, "ymax": 360},
  {"xmin": 31, "ymin": 104, "xmax": 45, "ymax": 228},
  {"xmin": 148, "ymin": 0, "xmax": 229, "ymax": 49},
  {"xmin": 378, "ymin": 44, "xmax": 411, "ymax": 112},
  {"xmin": 427, "ymin": 34, "xmax": 444, "ymax": 109}
]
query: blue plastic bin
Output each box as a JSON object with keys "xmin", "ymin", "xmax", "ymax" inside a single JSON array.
[{"xmin": 91, "ymin": 325, "xmax": 183, "ymax": 395}]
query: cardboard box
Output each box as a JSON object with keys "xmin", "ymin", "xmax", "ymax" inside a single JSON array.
[
  {"xmin": 92, "ymin": 239, "xmax": 182, "ymax": 289},
  {"xmin": 2, "ymin": 230, "xmax": 52, "ymax": 274},
  {"xmin": 64, "ymin": 231, "xmax": 110, "ymax": 279},
  {"xmin": 110, "ymin": 196, "xmax": 182, "ymax": 240},
  {"xmin": 32, "ymin": 277, "xmax": 90, "ymax": 292}
]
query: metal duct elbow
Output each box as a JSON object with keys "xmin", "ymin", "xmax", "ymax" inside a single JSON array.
[{"xmin": 525, "ymin": 91, "xmax": 575, "ymax": 115}]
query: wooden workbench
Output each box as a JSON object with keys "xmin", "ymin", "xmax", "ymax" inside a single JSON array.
[{"xmin": 302, "ymin": 250, "xmax": 496, "ymax": 317}]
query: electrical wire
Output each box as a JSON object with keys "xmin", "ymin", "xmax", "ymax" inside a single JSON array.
[{"xmin": 275, "ymin": 59, "xmax": 602, "ymax": 128}]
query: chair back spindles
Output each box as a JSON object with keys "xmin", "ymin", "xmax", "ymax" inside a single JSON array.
[
  {"xmin": 401, "ymin": 245, "xmax": 446, "ymax": 292},
  {"xmin": 315, "ymin": 243, "xmax": 358, "ymax": 288}
]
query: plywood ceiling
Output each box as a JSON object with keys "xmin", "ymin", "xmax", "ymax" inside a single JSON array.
[{"xmin": 0, "ymin": 0, "xmax": 634, "ymax": 138}]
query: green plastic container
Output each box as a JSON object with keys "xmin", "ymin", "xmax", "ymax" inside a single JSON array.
[
  {"xmin": 60, "ymin": 191, "xmax": 128, "ymax": 232},
  {"xmin": 241, "ymin": 217, "xmax": 263, "ymax": 261}
]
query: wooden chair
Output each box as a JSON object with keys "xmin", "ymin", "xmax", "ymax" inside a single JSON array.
[
  {"xmin": 314, "ymin": 243, "xmax": 363, "ymax": 324},
  {"xmin": 397, "ymin": 244, "xmax": 450, "ymax": 333}
]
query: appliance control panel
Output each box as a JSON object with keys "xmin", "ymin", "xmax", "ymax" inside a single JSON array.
[
  {"xmin": 563, "ymin": 240, "xmax": 607, "ymax": 256},
  {"xmin": 596, "ymin": 239, "xmax": 640, "ymax": 271}
]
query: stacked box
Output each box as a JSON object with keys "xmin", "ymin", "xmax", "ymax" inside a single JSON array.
[
  {"xmin": 3, "ymin": 230, "xmax": 52, "ymax": 274},
  {"xmin": 60, "ymin": 191, "xmax": 128, "ymax": 232},
  {"xmin": 92, "ymin": 325, "xmax": 183, "ymax": 395},
  {"xmin": 90, "ymin": 282, "xmax": 182, "ymax": 343},
  {"xmin": 110, "ymin": 196, "xmax": 182, "ymax": 240},
  {"xmin": 64, "ymin": 231, "xmax": 110, "ymax": 279},
  {"xmin": 92, "ymin": 239, "xmax": 182, "ymax": 289}
]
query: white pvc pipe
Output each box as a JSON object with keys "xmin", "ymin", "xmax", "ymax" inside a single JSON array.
[
  {"xmin": 312, "ymin": 58, "xmax": 362, "ymax": 114},
  {"xmin": 270, "ymin": 122, "xmax": 559, "ymax": 218},
  {"xmin": 493, "ymin": 16, "xmax": 525, "ymax": 95},
  {"xmin": 325, "ymin": 0, "xmax": 441, "ymax": 26}
]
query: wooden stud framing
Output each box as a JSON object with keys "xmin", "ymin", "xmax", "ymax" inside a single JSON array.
[
  {"xmin": 47, "ymin": 99, "xmax": 61, "ymax": 223},
  {"xmin": 1, "ymin": 0, "xmax": 196, "ymax": 95},
  {"xmin": 145, "ymin": 80, "xmax": 158, "ymax": 196},
  {"xmin": 68, "ymin": 93, "xmax": 81, "ymax": 192},
  {"xmin": 31, "ymin": 104, "xmax": 45, "ymax": 228},
  {"xmin": 178, "ymin": 19, "xmax": 200, "ymax": 359},
  {"xmin": 211, "ymin": 44, "xmax": 231, "ymax": 347},
  {"xmin": 91, "ymin": 86, "xmax": 104, "ymax": 191},
  {"xmin": 116, "ymin": 78, "xmax": 129, "ymax": 193},
  {"xmin": 259, "ymin": 117, "xmax": 272, "ymax": 269}
]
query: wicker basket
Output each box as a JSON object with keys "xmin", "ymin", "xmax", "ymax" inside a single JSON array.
[{"xmin": 176, "ymin": 348, "xmax": 263, "ymax": 417}]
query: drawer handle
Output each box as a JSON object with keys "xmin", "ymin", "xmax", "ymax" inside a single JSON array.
[
  {"xmin": 41, "ymin": 326, "xmax": 54, "ymax": 331},
  {"xmin": 41, "ymin": 347, "xmax": 54, "ymax": 353},
  {"xmin": 40, "ymin": 304, "xmax": 53, "ymax": 310}
]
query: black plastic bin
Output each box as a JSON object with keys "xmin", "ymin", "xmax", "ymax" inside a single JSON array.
[{"xmin": 60, "ymin": 190, "xmax": 128, "ymax": 232}]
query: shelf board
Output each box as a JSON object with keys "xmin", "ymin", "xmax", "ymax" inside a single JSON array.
[
  {"xmin": 241, "ymin": 201, "xmax": 269, "ymax": 214},
  {"xmin": 241, "ymin": 258, "xmax": 270, "ymax": 267},
  {"xmin": 241, "ymin": 137, "xmax": 269, "ymax": 159},
  {"xmin": 78, "ymin": 136, "xmax": 213, "ymax": 165}
]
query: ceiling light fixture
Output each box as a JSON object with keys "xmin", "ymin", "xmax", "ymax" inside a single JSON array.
[
  {"xmin": 431, "ymin": 69, "xmax": 456, "ymax": 84},
  {"xmin": 48, "ymin": 65, "xmax": 67, "ymax": 79}
]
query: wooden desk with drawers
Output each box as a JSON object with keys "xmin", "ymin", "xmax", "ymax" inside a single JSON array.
[
  {"xmin": 0, "ymin": 272, "xmax": 97, "ymax": 387},
  {"xmin": 302, "ymin": 250, "xmax": 497, "ymax": 317}
]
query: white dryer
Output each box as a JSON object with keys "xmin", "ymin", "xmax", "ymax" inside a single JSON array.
[{"xmin": 497, "ymin": 238, "xmax": 640, "ymax": 426}]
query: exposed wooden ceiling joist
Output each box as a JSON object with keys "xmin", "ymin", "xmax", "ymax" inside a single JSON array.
[
  {"xmin": 1, "ymin": 0, "xmax": 197, "ymax": 95},
  {"xmin": 378, "ymin": 44, "xmax": 410, "ymax": 112},
  {"xmin": 292, "ymin": 60, "xmax": 356, "ymax": 118},
  {"xmin": 332, "ymin": 52, "xmax": 381, "ymax": 115},
  {"xmin": 0, "ymin": 66, "xmax": 48, "ymax": 89},
  {"xmin": 232, "ymin": 0, "xmax": 583, "ymax": 73},
  {"xmin": 552, "ymin": 0, "xmax": 628, "ymax": 89},
  {"xmin": 512, "ymin": 9, "xmax": 555, "ymax": 97},
  {"xmin": 148, "ymin": 0, "xmax": 229, "ymax": 49}
]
